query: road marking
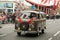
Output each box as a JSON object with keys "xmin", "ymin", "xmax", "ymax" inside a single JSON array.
[
  {"xmin": 53, "ymin": 31, "xmax": 60, "ymax": 36},
  {"xmin": 48, "ymin": 37, "xmax": 52, "ymax": 40},
  {"xmin": 48, "ymin": 31, "xmax": 60, "ymax": 40},
  {"xmin": 0, "ymin": 34, "xmax": 7, "ymax": 37}
]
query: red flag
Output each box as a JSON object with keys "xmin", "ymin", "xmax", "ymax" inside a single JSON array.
[
  {"xmin": 28, "ymin": 19, "xmax": 32, "ymax": 24},
  {"xmin": 54, "ymin": 0, "xmax": 59, "ymax": 9},
  {"xmin": 48, "ymin": 0, "xmax": 50, "ymax": 4},
  {"xmin": 43, "ymin": 0, "xmax": 48, "ymax": 4},
  {"xmin": 41, "ymin": 0, "xmax": 44, "ymax": 2}
]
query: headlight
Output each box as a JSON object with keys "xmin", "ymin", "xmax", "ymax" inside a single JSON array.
[
  {"xmin": 18, "ymin": 28, "xmax": 20, "ymax": 30},
  {"xmin": 29, "ymin": 28, "xmax": 31, "ymax": 31}
]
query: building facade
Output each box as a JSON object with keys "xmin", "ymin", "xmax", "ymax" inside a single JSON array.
[{"xmin": 0, "ymin": 0, "xmax": 16, "ymax": 14}]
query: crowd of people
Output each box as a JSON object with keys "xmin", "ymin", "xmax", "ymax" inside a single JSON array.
[{"xmin": 0, "ymin": 12, "xmax": 16, "ymax": 24}]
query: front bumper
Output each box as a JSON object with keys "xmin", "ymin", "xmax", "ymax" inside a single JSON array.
[{"xmin": 14, "ymin": 29, "xmax": 39, "ymax": 33}]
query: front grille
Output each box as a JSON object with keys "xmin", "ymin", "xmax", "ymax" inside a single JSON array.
[{"xmin": 20, "ymin": 22, "xmax": 29, "ymax": 31}]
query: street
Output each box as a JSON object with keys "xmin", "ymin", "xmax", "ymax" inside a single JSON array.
[
  {"xmin": 0, "ymin": 0, "xmax": 60, "ymax": 40},
  {"xmin": 0, "ymin": 19, "xmax": 60, "ymax": 40}
]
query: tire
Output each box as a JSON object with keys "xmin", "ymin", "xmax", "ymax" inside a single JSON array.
[
  {"xmin": 41, "ymin": 29, "xmax": 44, "ymax": 34},
  {"xmin": 36, "ymin": 32, "xmax": 40, "ymax": 36},
  {"xmin": 17, "ymin": 32, "xmax": 21, "ymax": 36},
  {"xmin": 46, "ymin": 16, "xmax": 49, "ymax": 19}
]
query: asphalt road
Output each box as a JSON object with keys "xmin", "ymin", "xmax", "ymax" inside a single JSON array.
[{"xmin": 0, "ymin": 19, "xmax": 60, "ymax": 40}]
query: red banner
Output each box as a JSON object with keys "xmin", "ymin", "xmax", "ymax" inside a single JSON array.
[{"xmin": 54, "ymin": 0, "xmax": 59, "ymax": 9}]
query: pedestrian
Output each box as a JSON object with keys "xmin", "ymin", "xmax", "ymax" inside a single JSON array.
[
  {"xmin": 3, "ymin": 11, "xmax": 6, "ymax": 15},
  {"xmin": 7, "ymin": 14, "xmax": 10, "ymax": 23},
  {"xmin": 9, "ymin": 14, "xmax": 12, "ymax": 23},
  {"xmin": 0, "ymin": 15, "xmax": 2, "ymax": 28},
  {"xmin": 11, "ymin": 14, "xmax": 16, "ymax": 23}
]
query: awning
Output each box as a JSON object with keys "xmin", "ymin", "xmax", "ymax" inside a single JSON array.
[{"xmin": 26, "ymin": 0, "xmax": 60, "ymax": 8}]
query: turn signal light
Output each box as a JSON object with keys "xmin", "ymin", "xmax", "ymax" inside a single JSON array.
[
  {"xmin": 28, "ymin": 19, "xmax": 32, "ymax": 24},
  {"xmin": 17, "ymin": 17, "xmax": 22, "ymax": 23}
]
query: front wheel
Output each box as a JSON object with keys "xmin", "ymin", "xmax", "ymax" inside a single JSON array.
[
  {"xmin": 41, "ymin": 29, "xmax": 44, "ymax": 34},
  {"xmin": 17, "ymin": 32, "xmax": 21, "ymax": 36},
  {"xmin": 36, "ymin": 32, "xmax": 40, "ymax": 36}
]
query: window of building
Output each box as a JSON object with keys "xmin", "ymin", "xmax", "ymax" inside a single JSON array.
[
  {"xmin": 0, "ymin": 2, "xmax": 13, "ymax": 8},
  {"xmin": 0, "ymin": 2, "xmax": 6, "ymax": 8},
  {"xmin": 6, "ymin": 3, "xmax": 13, "ymax": 8},
  {"xmin": 8, "ymin": 9, "xmax": 13, "ymax": 13}
]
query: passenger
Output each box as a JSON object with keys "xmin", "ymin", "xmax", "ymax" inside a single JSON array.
[
  {"xmin": 29, "ymin": 13, "xmax": 37, "ymax": 20},
  {"xmin": 1, "ymin": 15, "xmax": 6, "ymax": 24},
  {"xmin": 23, "ymin": 14, "xmax": 27, "ymax": 18}
]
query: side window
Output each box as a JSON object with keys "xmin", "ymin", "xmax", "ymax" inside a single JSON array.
[
  {"xmin": 20, "ymin": 13, "xmax": 23, "ymax": 16},
  {"xmin": 39, "ymin": 14, "xmax": 42, "ymax": 19},
  {"xmin": 37, "ymin": 14, "xmax": 40, "ymax": 19},
  {"xmin": 29, "ymin": 12, "xmax": 37, "ymax": 18},
  {"xmin": 41, "ymin": 14, "xmax": 44, "ymax": 18},
  {"xmin": 41, "ymin": 14, "xmax": 46, "ymax": 18}
]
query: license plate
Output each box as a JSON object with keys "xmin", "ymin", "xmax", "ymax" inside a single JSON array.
[{"xmin": 21, "ymin": 31, "xmax": 25, "ymax": 34}]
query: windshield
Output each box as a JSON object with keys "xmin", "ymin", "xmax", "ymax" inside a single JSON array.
[{"xmin": 20, "ymin": 12, "xmax": 30, "ymax": 19}]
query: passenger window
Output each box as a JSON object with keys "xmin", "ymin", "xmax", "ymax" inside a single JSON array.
[
  {"xmin": 29, "ymin": 12, "xmax": 37, "ymax": 18},
  {"xmin": 41, "ymin": 14, "xmax": 46, "ymax": 18},
  {"xmin": 37, "ymin": 14, "xmax": 40, "ymax": 19},
  {"xmin": 39, "ymin": 14, "xmax": 42, "ymax": 19}
]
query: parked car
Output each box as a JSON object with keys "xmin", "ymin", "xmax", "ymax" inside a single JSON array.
[
  {"xmin": 46, "ymin": 14, "xmax": 49, "ymax": 19},
  {"xmin": 14, "ymin": 10, "xmax": 46, "ymax": 36},
  {"xmin": 56, "ymin": 12, "xmax": 60, "ymax": 19},
  {"xmin": 46, "ymin": 14, "xmax": 55, "ymax": 19}
]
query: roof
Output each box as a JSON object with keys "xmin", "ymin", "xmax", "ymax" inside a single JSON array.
[{"xmin": 20, "ymin": 10, "xmax": 45, "ymax": 14}]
